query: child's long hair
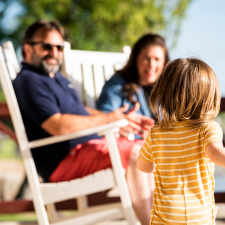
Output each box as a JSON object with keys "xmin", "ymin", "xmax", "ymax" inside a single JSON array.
[{"xmin": 150, "ymin": 58, "xmax": 221, "ymax": 129}]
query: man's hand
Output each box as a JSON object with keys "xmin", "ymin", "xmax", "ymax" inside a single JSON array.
[
  {"xmin": 108, "ymin": 103, "xmax": 130, "ymax": 122},
  {"xmin": 117, "ymin": 102, "xmax": 155, "ymax": 139}
]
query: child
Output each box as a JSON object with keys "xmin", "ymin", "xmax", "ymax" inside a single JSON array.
[{"xmin": 137, "ymin": 58, "xmax": 225, "ymax": 225}]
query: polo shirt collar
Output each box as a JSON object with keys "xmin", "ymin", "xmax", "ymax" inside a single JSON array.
[{"xmin": 22, "ymin": 62, "xmax": 58, "ymax": 77}]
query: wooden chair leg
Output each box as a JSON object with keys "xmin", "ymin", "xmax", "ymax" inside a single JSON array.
[
  {"xmin": 77, "ymin": 196, "xmax": 88, "ymax": 212},
  {"xmin": 46, "ymin": 203, "xmax": 60, "ymax": 223},
  {"xmin": 104, "ymin": 132, "xmax": 137, "ymax": 225}
]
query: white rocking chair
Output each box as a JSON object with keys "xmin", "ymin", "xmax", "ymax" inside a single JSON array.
[{"xmin": 0, "ymin": 44, "xmax": 137, "ymax": 225}]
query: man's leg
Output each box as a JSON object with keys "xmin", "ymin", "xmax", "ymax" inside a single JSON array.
[
  {"xmin": 126, "ymin": 143, "xmax": 154, "ymax": 225},
  {"xmin": 48, "ymin": 140, "xmax": 113, "ymax": 182},
  {"xmin": 48, "ymin": 138, "xmax": 154, "ymax": 225}
]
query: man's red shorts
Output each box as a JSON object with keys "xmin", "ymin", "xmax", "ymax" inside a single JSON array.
[{"xmin": 48, "ymin": 137, "xmax": 144, "ymax": 182}]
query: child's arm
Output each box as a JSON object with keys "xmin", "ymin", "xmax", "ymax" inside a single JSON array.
[
  {"xmin": 205, "ymin": 143, "xmax": 225, "ymax": 167},
  {"xmin": 136, "ymin": 155, "xmax": 155, "ymax": 173}
]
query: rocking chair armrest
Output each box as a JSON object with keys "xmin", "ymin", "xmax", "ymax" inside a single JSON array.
[{"xmin": 28, "ymin": 119, "xmax": 128, "ymax": 149}]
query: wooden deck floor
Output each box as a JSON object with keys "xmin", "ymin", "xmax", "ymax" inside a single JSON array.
[
  {"xmin": 0, "ymin": 221, "xmax": 224, "ymax": 225},
  {"xmin": 0, "ymin": 204, "xmax": 224, "ymax": 225}
]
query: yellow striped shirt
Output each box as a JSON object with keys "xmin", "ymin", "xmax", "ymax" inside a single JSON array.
[{"xmin": 139, "ymin": 121, "xmax": 223, "ymax": 225}]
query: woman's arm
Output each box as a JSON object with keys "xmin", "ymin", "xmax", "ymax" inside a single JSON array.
[
  {"xmin": 97, "ymin": 76, "xmax": 154, "ymax": 139},
  {"xmin": 205, "ymin": 143, "xmax": 225, "ymax": 168},
  {"xmin": 136, "ymin": 155, "xmax": 155, "ymax": 173},
  {"xmin": 97, "ymin": 76, "xmax": 124, "ymax": 113}
]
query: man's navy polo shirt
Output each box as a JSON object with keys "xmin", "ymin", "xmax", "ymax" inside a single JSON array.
[{"xmin": 13, "ymin": 63, "xmax": 101, "ymax": 181}]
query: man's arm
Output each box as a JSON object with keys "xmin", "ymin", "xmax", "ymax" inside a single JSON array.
[
  {"xmin": 86, "ymin": 102, "xmax": 155, "ymax": 138},
  {"xmin": 205, "ymin": 143, "xmax": 225, "ymax": 168},
  {"xmin": 41, "ymin": 104, "xmax": 129, "ymax": 136},
  {"xmin": 136, "ymin": 155, "xmax": 155, "ymax": 173},
  {"xmin": 85, "ymin": 106, "xmax": 105, "ymax": 115},
  {"xmin": 42, "ymin": 103, "xmax": 154, "ymax": 137}
]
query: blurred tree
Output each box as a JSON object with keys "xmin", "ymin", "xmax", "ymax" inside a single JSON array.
[{"xmin": 0, "ymin": 0, "xmax": 193, "ymax": 52}]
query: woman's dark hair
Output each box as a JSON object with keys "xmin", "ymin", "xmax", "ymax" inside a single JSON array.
[
  {"xmin": 118, "ymin": 33, "xmax": 170, "ymax": 103},
  {"xmin": 22, "ymin": 20, "xmax": 65, "ymax": 58}
]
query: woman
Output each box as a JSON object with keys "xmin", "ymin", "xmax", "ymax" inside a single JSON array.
[
  {"xmin": 97, "ymin": 33, "xmax": 170, "ymax": 138},
  {"xmin": 97, "ymin": 34, "xmax": 170, "ymax": 224}
]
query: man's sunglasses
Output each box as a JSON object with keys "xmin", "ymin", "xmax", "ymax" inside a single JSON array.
[{"xmin": 29, "ymin": 42, "xmax": 64, "ymax": 52}]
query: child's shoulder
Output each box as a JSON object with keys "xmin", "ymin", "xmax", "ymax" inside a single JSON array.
[
  {"xmin": 203, "ymin": 120, "xmax": 220, "ymax": 129},
  {"xmin": 151, "ymin": 121, "xmax": 222, "ymax": 135},
  {"xmin": 150, "ymin": 125, "xmax": 161, "ymax": 133},
  {"xmin": 150, "ymin": 121, "xmax": 184, "ymax": 133},
  {"xmin": 203, "ymin": 121, "xmax": 222, "ymax": 133}
]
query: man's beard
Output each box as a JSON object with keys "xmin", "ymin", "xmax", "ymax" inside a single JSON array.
[{"xmin": 31, "ymin": 52, "xmax": 63, "ymax": 74}]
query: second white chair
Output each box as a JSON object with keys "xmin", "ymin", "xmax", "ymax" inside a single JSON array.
[{"xmin": 61, "ymin": 42, "xmax": 131, "ymax": 108}]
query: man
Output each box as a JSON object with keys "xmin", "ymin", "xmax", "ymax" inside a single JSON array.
[{"xmin": 13, "ymin": 20, "xmax": 154, "ymax": 225}]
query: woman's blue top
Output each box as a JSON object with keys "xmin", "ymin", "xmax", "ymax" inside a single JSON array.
[{"xmin": 97, "ymin": 73, "xmax": 151, "ymax": 118}]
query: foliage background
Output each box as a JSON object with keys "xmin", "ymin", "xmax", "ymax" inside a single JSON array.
[{"xmin": 0, "ymin": 0, "xmax": 193, "ymax": 52}]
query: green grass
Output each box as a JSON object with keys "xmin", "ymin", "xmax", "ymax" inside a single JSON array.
[
  {"xmin": 0, "ymin": 211, "xmax": 77, "ymax": 222},
  {"xmin": 0, "ymin": 90, "xmax": 6, "ymax": 102},
  {"xmin": 0, "ymin": 213, "xmax": 37, "ymax": 222},
  {"xmin": 0, "ymin": 138, "xmax": 17, "ymax": 159}
]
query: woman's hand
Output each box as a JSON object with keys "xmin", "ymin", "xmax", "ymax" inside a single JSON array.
[{"xmin": 119, "ymin": 102, "xmax": 155, "ymax": 139}]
